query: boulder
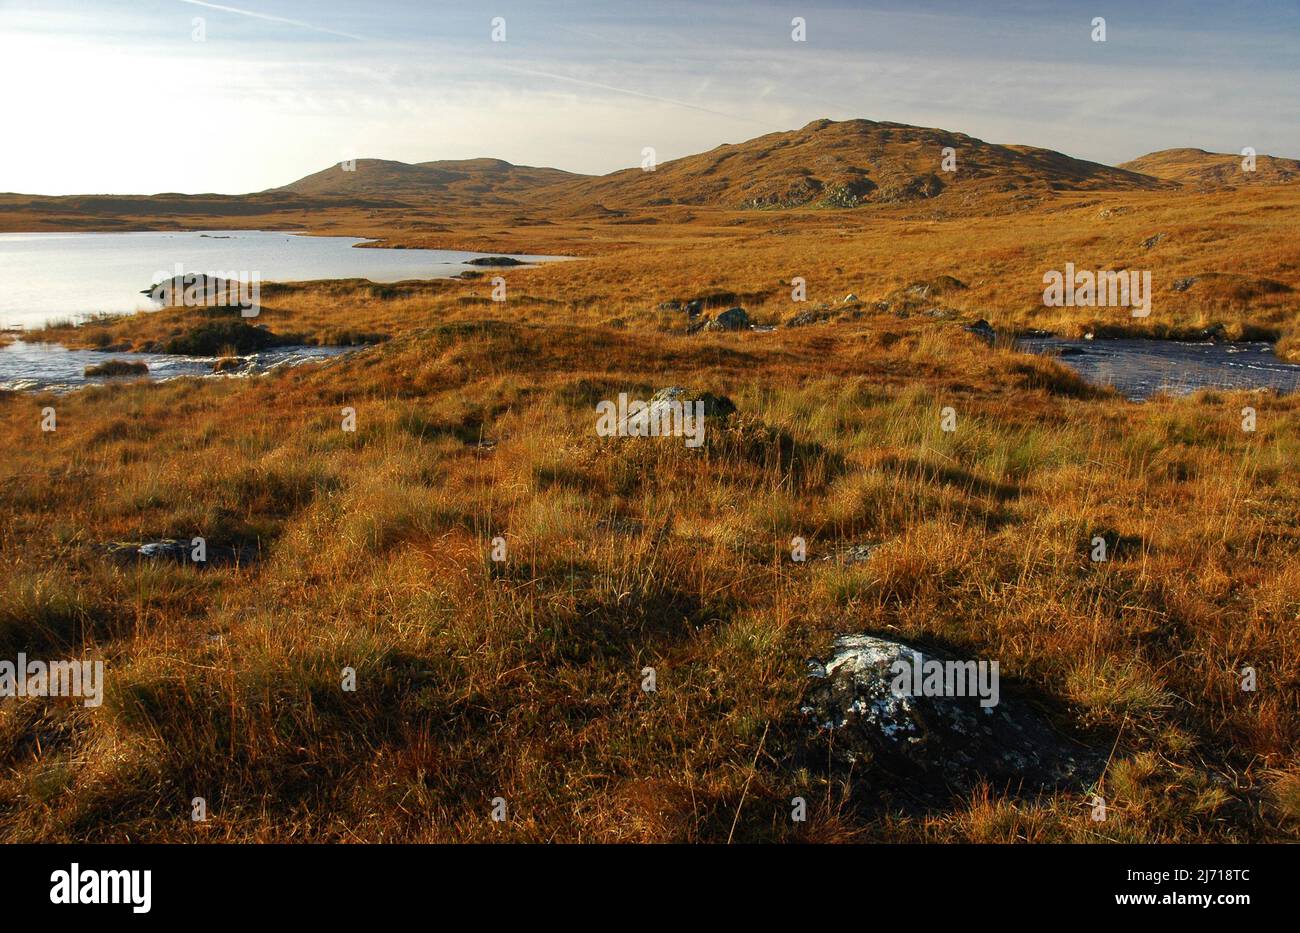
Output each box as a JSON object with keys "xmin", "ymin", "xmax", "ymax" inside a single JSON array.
[
  {"xmin": 701, "ymin": 307, "xmax": 751, "ymax": 332},
  {"xmin": 619, "ymin": 386, "xmax": 737, "ymax": 436},
  {"xmin": 802, "ymin": 634, "xmax": 1102, "ymax": 797}
]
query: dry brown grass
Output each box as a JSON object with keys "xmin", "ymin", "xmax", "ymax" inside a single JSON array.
[{"xmin": 0, "ymin": 180, "xmax": 1298, "ymax": 842}]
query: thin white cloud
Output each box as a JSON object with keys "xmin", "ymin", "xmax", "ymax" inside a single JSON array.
[{"xmin": 175, "ymin": 0, "xmax": 370, "ymax": 41}]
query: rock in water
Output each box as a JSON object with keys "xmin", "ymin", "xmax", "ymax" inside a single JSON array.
[
  {"xmin": 802, "ymin": 634, "xmax": 1101, "ymax": 797},
  {"xmin": 463, "ymin": 256, "xmax": 524, "ymax": 267}
]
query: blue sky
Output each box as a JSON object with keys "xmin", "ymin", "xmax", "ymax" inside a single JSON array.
[{"xmin": 1, "ymin": 0, "xmax": 1297, "ymax": 194}]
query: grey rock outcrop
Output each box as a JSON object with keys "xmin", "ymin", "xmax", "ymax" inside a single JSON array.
[
  {"xmin": 617, "ymin": 386, "xmax": 737, "ymax": 437},
  {"xmin": 802, "ymin": 634, "xmax": 1101, "ymax": 796}
]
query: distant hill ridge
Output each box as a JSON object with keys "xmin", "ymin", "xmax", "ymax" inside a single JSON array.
[
  {"xmin": 273, "ymin": 117, "xmax": 1212, "ymax": 212},
  {"xmin": 7, "ymin": 118, "xmax": 1297, "ymax": 216},
  {"xmin": 275, "ymin": 158, "xmax": 581, "ymax": 205},
  {"xmin": 543, "ymin": 118, "xmax": 1178, "ymax": 210},
  {"xmin": 1119, "ymin": 147, "xmax": 1300, "ymax": 188}
]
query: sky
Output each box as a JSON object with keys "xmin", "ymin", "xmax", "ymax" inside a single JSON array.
[{"xmin": 1, "ymin": 0, "xmax": 1297, "ymax": 194}]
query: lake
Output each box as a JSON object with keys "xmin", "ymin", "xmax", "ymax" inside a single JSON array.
[{"xmin": 0, "ymin": 230, "xmax": 566, "ymax": 329}]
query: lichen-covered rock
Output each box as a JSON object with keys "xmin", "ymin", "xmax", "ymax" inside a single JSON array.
[
  {"xmin": 618, "ymin": 386, "xmax": 737, "ymax": 437},
  {"xmin": 802, "ymin": 634, "xmax": 1101, "ymax": 797},
  {"xmin": 818, "ymin": 542, "xmax": 880, "ymax": 564}
]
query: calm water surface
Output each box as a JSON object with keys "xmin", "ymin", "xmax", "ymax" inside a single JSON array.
[
  {"xmin": 1018, "ymin": 335, "xmax": 1300, "ymax": 400},
  {"xmin": 0, "ymin": 230, "xmax": 565, "ymax": 329}
]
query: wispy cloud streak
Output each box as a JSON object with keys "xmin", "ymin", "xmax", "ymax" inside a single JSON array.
[{"xmin": 175, "ymin": 0, "xmax": 370, "ymax": 41}]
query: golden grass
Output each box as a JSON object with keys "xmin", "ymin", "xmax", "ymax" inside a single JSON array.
[{"xmin": 0, "ymin": 185, "xmax": 1298, "ymax": 842}]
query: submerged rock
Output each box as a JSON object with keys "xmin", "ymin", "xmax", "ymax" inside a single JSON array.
[{"xmin": 802, "ymin": 634, "xmax": 1101, "ymax": 797}]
